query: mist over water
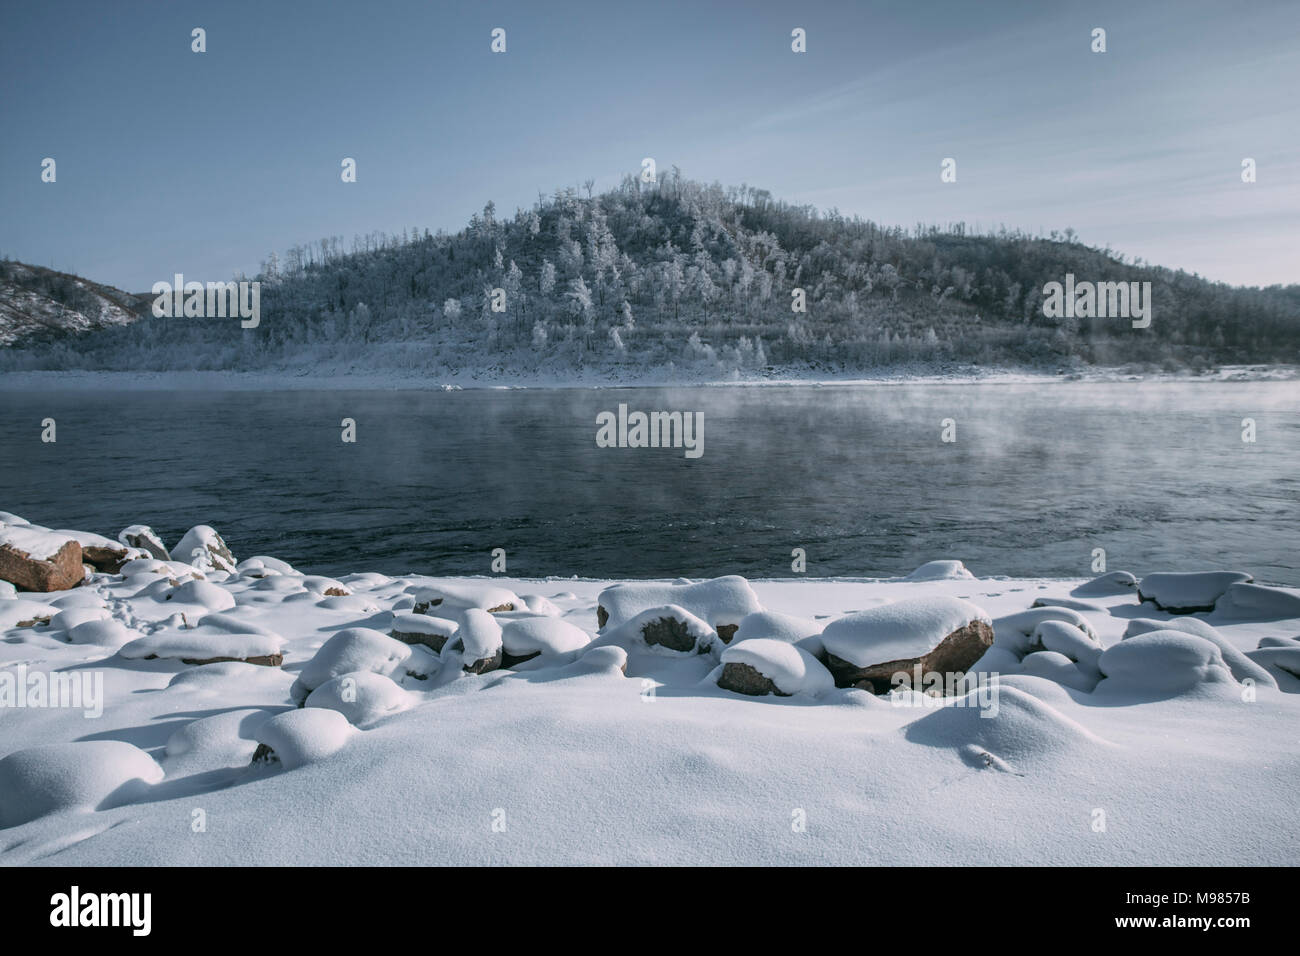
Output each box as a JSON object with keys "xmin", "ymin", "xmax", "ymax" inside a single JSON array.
[{"xmin": 1, "ymin": 382, "xmax": 1295, "ymax": 585}]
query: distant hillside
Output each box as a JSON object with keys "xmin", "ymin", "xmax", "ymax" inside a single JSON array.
[
  {"xmin": 3, "ymin": 171, "xmax": 1298, "ymax": 376},
  {"xmin": 0, "ymin": 261, "xmax": 147, "ymax": 347}
]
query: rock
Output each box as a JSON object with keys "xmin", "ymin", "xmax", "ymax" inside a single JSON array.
[
  {"xmin": 821, "ymin": 597, "xmax": 993, "ymax": 693},
  {"xmin": 411, "ymin": 582, "xmax": 518, "ymax": 614},
  {"xmin": 117, "ymin": 524, "xmax": 170, "ymax": 560},
  {"xmin": 0, "ymin": 534, "xmax": 83, "ymax": 593},
  {"xmin": 52, "ymin": 530, "xmax": 132, "ymax": 573},
  {"xmin": 173, "ymin": 525, "xmax": 237, "ymax": 574},
  {"xmin": 717, "ymin": 639, "xmax": 834, "ymax": 697},
  {"xmin": 251, "ymin": 708, "xmax": 357, "ymax": 770},
  {"xmin": 596, "ymin": 575, "xmax": 761, "ymax": 645},
  {"xmin": 456, "ymin": 608, "xmax": 504, "ymax": 674},
  {"xmin": 601, "ymin": 605, "xmax": 719, "ymax": 655},
  {"xmin": 1136, "ymin": 571, "xmax": 1253, "ymax": 614},
  {"xmin": 500, "ymin": 617, "xmax": 591, "ymax": 666},
  {"xmin": 390, "ymin": 611, "xmax": 458, "ymax": 652}
]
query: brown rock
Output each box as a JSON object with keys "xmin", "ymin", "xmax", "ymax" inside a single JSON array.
[
  {"xmin": 0, "ymin": 540, "xmax": 83, "ymax": 592},
  {"xmin": 597, "ymin": 605, "xmax": 609, "ymax": 628},
  {"xmin": 82, "ymin": 545, "xmax": 130, "ymax": 574},
  {"xmin": 716, "ymin": 623, "xmax": 739, "ymax": 644},
  {"xmin": 178, "ymin": 653, "xmax": 284, "ymax": 667},
  {"xmin": 391, "ymin": 628, "xmax": 451, "ymax": 653},
  {"xmin": 323, "ymin": 587, "xmax": 349, "ymax": 597},
  {"xmin": 717, "ymin": 661, "xmax": 790, "ymax": 697},
  {"xmin": 824, "ymin": 620, "xmax": 994, "ymax": 694}
]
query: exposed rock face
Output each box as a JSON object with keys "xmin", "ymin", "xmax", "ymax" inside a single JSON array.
[
  {"xmin": 597, "ymin": 605, "xmax": 609, "ymax": 628},
  {"xmin": 715, "ymin": 623, "xmax": 739, "ymax": 644},
  {"xmin": 0, "ymin": 540, "xmax": 83, "ymax": 592},
  {"xmin": 499, "ymin": 649, "xmax": 541, "ymax": 669},
  {"xmin": 463, "ymin": 648, "xmax": 502, "ymax": 674},
  {"xmin": 178, "ymin": 653, "xmax": 283, "ymax": 667},
  {"xmin": 415, "ymin": 597, "xmax": 514, "ymax": 614},
  {"xmin": 118, "ymin": 525, "xmax": 170, "ymax": 561},
  {"xmin": 81, "ymin": 545, "xmax": 131, "ymax": 574},
  {"xmin": 717, "ymin": 661, "xmax": 790, "ymax": 697},
  {"xmin": 825, "ymin": 619, "xmax": 994, "ymax": 694},
  {"xmin": 641, "ymin": 615, "xmax": 695, "ymax": 652}
]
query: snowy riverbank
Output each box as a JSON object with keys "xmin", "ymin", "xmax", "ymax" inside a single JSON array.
[{"xmin": 2, "ymin": 515, "xmax": 1298, "ymax": 865}]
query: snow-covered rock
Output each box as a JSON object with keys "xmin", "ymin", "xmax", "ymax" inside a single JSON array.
[
  {"xmin": 165, "ymin": 709, "xmax": 274, "ymax": 768},
  {"xmin": 1137, "ymin": 571, "xmax": 1252, "ymax": 613},
  {"xmin": 0, "ymin": 524, "xmax": 83, "ymax": 592},
  {"xmin": 157, "ymin": 579, "xmax": 236, "ymax": 611},
  {"xmin": 119, "ymin": 620, "xmax": 286, "ymax": 666},
  {"xmin": 1019, "ymin": 650, "xmax": 1097, "ymax": 692},
  {"xmin": 390, "ymin": 611, "xmax": 459, "ymax": 652},
  {"xmin": 117, "ymin": 524, "xmax": 170, "ymax": 560},
  {"xmin": 903, "ymin": 559, "xmax": 975, "ymax": 581},
  {"xmin": 992, "ymin": 607, "xmax": 1098, "ymax": 655},
  {"xmin": 730, "ymin": 610, "xmax": 825, "ymax": 657},
  {"xmin": 455, "ymin": 608, "xmax": 503, "ymax": 673},
  {"xmin": 599, "ymin": 604, "xmax": 719, "ymax": 655},
  {"xmin": 252, "ymin": 708, "xmax": 358, "ymax": 770},
  {"xmin": 596, "ymin": 575, "xmax": 761, "ymax": 642},
  {"xmin": 412, "ymin": 582, "xmax": 518, "ymax": 613},
  {"xmin": 717, "ymin": 639, "xmax": 834, "ymax": 697},
  {"xmin": 821, "ymin": 597, "xmax": 993, "ymax": 692},
  {"xmin": 305, "ymin": 672, "xmax": 412, "ymax": 727},
  {"xmin": 500, "ymin": 617, "xmax": 592, "ymax": 666},
  {"xmin": 1072, "ymin": 570, "xmax": 1138, "ymax": 595},
  {"xmin": 291, "ymin": 628, "xmax": 412, "ymax": 704},
  {"xmin": 1122, "ymin": 617, "xmax": 1275, "ymax": 688},
  {"xmin": 1213, "ymin": 583, "xmax": 1300, "ymax": 620},
  {"xmin": 0, "ymin": 741, "xmax": 164, "ymax": 828},
  {"xmin": 173, "ymin": 525, "xmax": 237, "ymax": 574},
  {"xmin": 1096, "ymin": 631, "xmax": 1236, "ymax": 695}
]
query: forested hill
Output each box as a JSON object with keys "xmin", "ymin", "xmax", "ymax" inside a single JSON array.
[{"xmin": 4, "ymin": 170, "xmax": 1298, "ymax": 377}]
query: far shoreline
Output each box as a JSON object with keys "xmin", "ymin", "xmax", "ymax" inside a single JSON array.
[{"xmin": 0, "ymin": 363, "xmax": 1295, "ymax": 391}]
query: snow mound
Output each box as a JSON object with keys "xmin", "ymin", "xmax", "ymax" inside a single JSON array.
[
  {"xmin": 1213, "ymin": 583, "xmax": 1300, "ymax": 620},
  {"xmin": 993, "ymin": 607, "xmax": 1097, "ymax": 655},
  {"xmin": 1031, "ymin": 621, "xmax": 1102, "ymax": 674},
  {"xmin": 0, "ymin": 580, "xmax": 15, "ymax": 600},
  {"xmin": 597, "ymin": 575, "xmax": 761, "ymax": 631},
  {"xmin": 157, "ymin": 579, "xmax": 235, "ymax": 611},
  {"xmin": 1096, "ymin": 631, "xmax": 1235, "ymax": 695},
  {"xmin": 165, "ymin": 709, "xmax": 274, "ymax": 763},
  {"xmin": 1123, "ymin": 617, "xmax": 1275, "ymax": 688},
  {"xmin": 412, "ymin": 582, "xmax": 518, "ymax": 612},
  {"xmin": 0, "ymin": 598, "xmax": 58, "ymax": 629},
  {"xmin": 731, "ymin": 610, "xmax": 825, "ymax": 656},
  {"xmin": 500, "ymin": 617, "xmax": 592, "ymax": 660},
  {"xmin": 173, "ymin": 525, "xmax": 237, "ymax": 574},
  {"xmin": 119, "ymin": 622, "xmax": 285, "ymax": 663},
  {"xmin": 0, "ymin": 741, "xmax": 164, "ymax": 828},
  {"xmin": 236, "ymin": 555, "xmax": 297, "ymax": 576},
  {"xmin": 718, "ymin": 639, "xmax": 834, "ymax": 696},
  {"xmin": 903, "ymin": 559, "xmax": 975, "ymax": 581},
  {"xmin": 338, "ymin": 572, "xmax": 391, "ymax": 590},
  {"xmin": 1019, "ymin": 651, "xmax": 1097, "ymax": 692},
  {"xmin": 518, "ymin": 594, "xmax": 562, "ymax": 616},
  {"xmin": 252, "ymin": 708, "xmax": 358, "ymax": 770},
  {"xmin": 1245, "ymin": 647, "xmax": 1300, "ymax": 681},
  {"xmin": 905, "ymin": 686, "xmax": 1105, "ymax": 766},
  {"xmin": 821, "ymin": 596, "xmax": 991, "ymax": 667},
  {"xmin": 1072, "ymin": 570, "xmax": 1138, "ymax": 595},
  {"xmin": 305, "ymin": 672, "xmax": 412, "ymax": 727},
  {"xmin": 66, "ymin": 619, "xmax": 135, "ymax": 647},
  {"xmin": 48, "ymin": 606, "xmax": 110, "ymax": 632},
  {"xmin": 1137, "ymin": 571, "xmax": 1253, "ymax": 613},
  {"xmin": 291, "ymin": 628, "xmax": 412, "ymax": 703}
]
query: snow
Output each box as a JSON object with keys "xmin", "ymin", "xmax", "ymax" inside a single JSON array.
[
  {"xmin": 821, "ymin": 596, "xmax": 990, "ymax": 666},
  {"xmin": 118, "ymin": 621, "xmax": 285, "ymax": 663},
  {"xmin": 173, "ymin": 525, "xmax": 237, "ymax": 574},
  {"xmin": 290, "ymin": 628, "xmax": 412, "ymax": 704},
  {"xmin": 305, "ymin": 672, "xmax": 412, "ymax": 727},
  {"xmin": 500, "ymin": 617, "xmax": 592, "ymax": 659},
  {"xmin": 0, "ymin": 741, "xmax": 164, "ymax": 828},
  {"xmin": 412, "ymin": 582, "xmax": 519, "ymax": 612},
  {"xmin": 718, "ymin": 639, "xmax": 834, "ymax": 696},
  {"xmin": 597, "ymin": 576, "xmax": 761, "ymax": 630},
  {"xmin": 1136, "ymin": 571, "xmax": 1253, "ymax": 613},
  {"xmin": 252, "ymin": 709, "xmax": 358, "ymax": 770},
  {"xmin": 1213, "ymin": 582, "xmax": 1300, "ymax": 620},
  {"xmin": 0, "ymin": 523, "xmax": 73, "ymax": 561},
  {"xmin": 2, "ymin": 525, "xmax": 1299, "ymax": 864}
]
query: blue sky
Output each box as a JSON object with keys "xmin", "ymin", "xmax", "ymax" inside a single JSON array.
[{"xmin": 1, "ymin": 0, "xmax": 1296, "ymax": 291}]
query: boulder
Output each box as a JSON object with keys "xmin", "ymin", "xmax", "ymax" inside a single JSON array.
[
  {"xmin": 596, "ymin": 575, "xmax": 761, "ymax": 645},
  {"xmin": 390, "ymin": 611, "xmax": 458, "ymax": 652},
  {"xmin": 821, "ymin": 597, "xmax": 993, "ymax": 693},
  {"xmin": 0, "ymin": 526, "xmax": 83, "ymax": 592},
  {"xmin": 717, "ymin": 639, "xmax": 834, "ymax": 697},
  {"xmin": 117, "ymin": 524, "xmax": 170, "ymax": 561},
  {"xmin": 1136, "ymin": 571, "xmax": 1252, "ymax": 614},
  {"xmin": 173, "ymin": 525, "xmax": 237, "ymax": 574},
  {"xmin": 54, "ymin": 530, "xmax": 132, "ymax": 573}
]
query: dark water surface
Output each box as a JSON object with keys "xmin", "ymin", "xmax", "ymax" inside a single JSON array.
[{"xmin": 1, "ymin": 382, "xmax": 1296, "ymax": 584}]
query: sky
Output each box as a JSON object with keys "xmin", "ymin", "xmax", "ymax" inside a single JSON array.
[{"xmin": 1, "ymin": 0, "xmax": 1296, "ymax": 291}]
